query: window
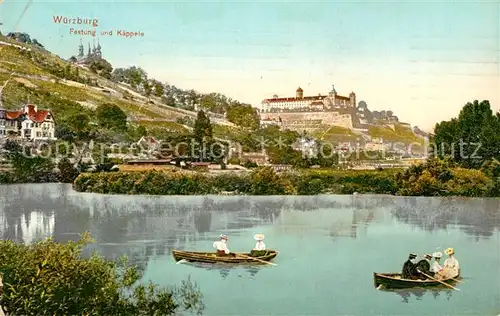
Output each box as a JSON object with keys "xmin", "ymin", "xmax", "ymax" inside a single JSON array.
[{"xmin": 36, "ymin": 132, "xmax": 41, "ymax": 137}]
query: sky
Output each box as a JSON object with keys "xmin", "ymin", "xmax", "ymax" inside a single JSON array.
[{"xmin": 0, "ymin": 0, "xmax": 499, "ymax": 131}]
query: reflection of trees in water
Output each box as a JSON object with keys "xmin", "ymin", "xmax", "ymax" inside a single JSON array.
[{"xmin": 390, "ymin": 197, "xmax": 500, "ymax": 239}]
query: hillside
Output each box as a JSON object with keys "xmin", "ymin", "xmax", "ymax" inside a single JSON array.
[
  {"xmin": 0, "ymin": 33, "xmax": 425, "ymax": 155},
  {"xmin": 0, "ymin": 35, "xmax": 243, "ymax": 140}
]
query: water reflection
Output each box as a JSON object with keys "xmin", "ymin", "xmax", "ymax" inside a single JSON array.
[
  {"xmin": 379, "ymin": 287, "xmax": 454, "ymax": 303},
  {"xmin": 179, "ymin": 261, "xmax": 262, "ymax": 280},
  {"xmin": 0, "ymin": 184, "xmax": 499, "ymax": 271},
  {"xmin": 391, "ymin": 196, "xmax": 500, "ymax": 238}
]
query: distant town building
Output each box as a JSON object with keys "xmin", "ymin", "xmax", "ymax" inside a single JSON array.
[
  {"xmin": 0, "ymin": 104, "xmax": 56, "ymax": 141},
  {"xmin": 260, "ymin": 85, "xmax": 356, "ymax": 112}
]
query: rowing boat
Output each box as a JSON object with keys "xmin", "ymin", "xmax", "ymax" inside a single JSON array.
[
  {"xmin": 373, "ymin": 272, "xmax": 460, "ymax": 289},
  {"xmin": 172, "ymin": 249, "xmax": 278, "ymax": 264}
]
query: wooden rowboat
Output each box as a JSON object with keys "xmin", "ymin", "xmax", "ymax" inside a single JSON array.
[
  {"xmin": 373, "ymin": 272, "xmax": 460, "ymax": 289},
  {"xmin": 172, "ymin": 249, "xmax": 278, "ymax": 264}
]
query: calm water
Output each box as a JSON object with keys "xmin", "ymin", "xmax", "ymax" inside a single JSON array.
[{"xmin": 0, "ymin": 184, "xmax": 499, "ymax": 316}]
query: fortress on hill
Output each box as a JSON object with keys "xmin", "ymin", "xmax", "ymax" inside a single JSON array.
[{"xmin": 258, "ymin": 85, "xmax": 408, "ymax": 132}]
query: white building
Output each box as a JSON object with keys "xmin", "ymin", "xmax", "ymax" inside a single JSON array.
[
  {"xmin": 259, "ymin": 85, "xmax": 356, "ymax": 112},
  {"xmin": 0, "ymin": 104, "xmax": 56, "ymax": 141}
]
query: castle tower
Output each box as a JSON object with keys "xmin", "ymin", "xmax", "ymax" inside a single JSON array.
[
  {"xmin": 96, "ymin": 39, "xmax": 102, "ymax": 58},
  {"xmin": 349, "ymin": 91, "xmax": 356, "ymax": 107},
  {"xmin": 78, "ymin": 39, "xmax": 84, "ymax": 58},
  {"xmin": 296, "ymin": 87, "xmax": 303, "ymax": 99},
  {"xmin": 329, "ymin": 84, "xmax": 337, "ymax": 97}
]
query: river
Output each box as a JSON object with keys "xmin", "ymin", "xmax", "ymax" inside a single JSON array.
[{"xmin": 0, "ymin": 184, "xmax": 499, "ymax": 315}]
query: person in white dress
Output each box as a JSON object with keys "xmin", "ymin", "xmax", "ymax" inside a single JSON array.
[
  {"xmin": 213, "ymin": 234, "xmax": 231, "ymax": 256},
  {"xmin": 253, "ymin": 234, "xmax": 266, "ymax": 251},
  {"xmin": 430, "ymin": 252, "xmax": 444, "ymax": 278},
  {"xmin": 443, "ymin": 247, "xmax": 460, "ymax": 278}
]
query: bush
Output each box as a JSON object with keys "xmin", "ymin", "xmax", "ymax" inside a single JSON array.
[
  {"xmin": 0, "ymin": 233, "xmax": 204, "ymax": 315},
  {"xmin": 57, "ymin": 158, "xmax": 80, "ymax": 183},
  {"xmin": 72, "ymin": 163, "xmax": 498, "ymax": 197}
]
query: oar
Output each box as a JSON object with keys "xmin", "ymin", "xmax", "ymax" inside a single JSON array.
[
  {"xmin": 238, "ymin": 254, "xmax": 277, "ymax": 266},
  {"xmin": 418, "ymin": 270, "xmax": 460, "ymax": 291}
]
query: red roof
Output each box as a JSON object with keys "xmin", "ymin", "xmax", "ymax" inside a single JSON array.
[
  {"xmin": 5, "ymin": 110, "xmax": 23, "ymax": 120},
  {"xmin": 3, "ymin": 104, "xmax": 51, "ymax": 123},
  {"xmin": 25, "ymin": 104, "xmax": 51, "ymax": 123},
  {"xmin": 263, "ymin": 94, "xmax": 351, "ymax": 103},
  {"xmin": 264, "ymin": 96, "xmax": 324, "ymax": 103}
]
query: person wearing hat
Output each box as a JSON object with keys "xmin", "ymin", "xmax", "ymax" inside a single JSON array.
[
  {"xmin": 430, "ymin": 252, "xmax": 444, "ymax": 278},
  {"xmin": 213, "ymin": 234, "xmax": 232, "ymax": 256},
  {"xmin": 401, "ymin": 253, "xmax": 418, "ymax": 279},
  {"xmin": 415, "ymin": 253, "xmax": 433, "ymax": 280},
  {"xmin": 250, "ymin": 234, "xmax": 267, "ymax": 257},
  {"xmin": 443, "ymin": 248, "xmax": 460, "ymax": 278}
]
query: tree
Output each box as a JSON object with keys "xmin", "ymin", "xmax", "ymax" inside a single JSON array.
[
  {"xmin": 8, "ymin": 147, "xmax": 56, "ymax": 183},
  {"xmin": 225, "ymin": 104, "xmax": 260, "ymax": 130},
  {"xmin": 193, "ymin": 110, "xmax": 212, "ymax": 142},
  {"xmin": 432, "ymin": 100, "xmax": 500, "ymax": 168},
  {"xmin": 152, "ymin": 80, "xmax": 164, "ymax": 97},
  {"xmin": 143, "ymin": 80, "xmax": 152, "ymax": 96},
  {"xmin": 57, "ymin": 157, "xmax": 80, "ymax": 183},
  {"xmin": 88, "ymin": 58, "xmax": 113, "ymax": 79},
  {"xmin": 96, "ymin": 103, "xmax": 128, "ymax": 131},
  {"xmin": 249, "ymin": 166, "xmax": 287, "ymax": 195},
  {"xmin": 69, "ymin": 56, "xmax": 77, "ymax": 63},
  {"xmin": 67, "ymin": 113, "xmax": 92, "ymax": 139},
  {"xmin": 0, "ymin": 233, "xmax": 205, "ymax": 315}
]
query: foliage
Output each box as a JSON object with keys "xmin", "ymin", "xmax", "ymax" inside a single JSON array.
[
  {"xmin": 432, "ymin": 100, "xmax": 500, "ymax": 169},
  {"xmin": 88, "ymin": 58, "xmax": 113, "ymax": 79},
  {"xmin": 5, "ymin": 144, "xmax": 56, "ymax": 183},
  {"xmin": 395, "ymin": 157, "xmax": 492, "ymax": 197},
  {"xmin": 96, "ymin": 103, "xmax": 128, "ymax": 131},
  {"xmin": 73, "ymin": 168, "xmax": 400, "ymax": 196},
  {"xmin": 57, "ymin": 158, "xmax": 80, "ymax": 183},
  {"xmin": 191, "ymin": 110, "xmax": 225, "ymax": 162},
  {"xmin": 249, "ymin": 167, "xmax": 289, "ymax": 195},
  {"xmin": 193, "ymin": 110, "xmax": 213, "ymax": 142},
  {"xmin": 0, "ymin": 233, "xmax": 204, "ymax": 315},
  {"xmin": 225, "ymin": 104, "xmax": 260, "ymax": 129}
]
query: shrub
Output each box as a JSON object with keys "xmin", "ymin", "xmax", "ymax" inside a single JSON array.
[
  {"xmin": 0, "ymin": 233, "xmax": 204, "ymax": 315},
  {"xmin": 57, "ymin": 158, "xmax": 80, "ymax": 183},
  {"xmin": 72, "ymin": 163, "xmax": 496, "ymax": 197}
]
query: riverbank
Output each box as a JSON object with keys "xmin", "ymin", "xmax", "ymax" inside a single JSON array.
[
  {"xmin": 72, "ymin": 167, "xmax": 398, "ymax": 195},
  {"xmin": 72, "ymin": 159, "xmax": 497, "ymax": 197}
]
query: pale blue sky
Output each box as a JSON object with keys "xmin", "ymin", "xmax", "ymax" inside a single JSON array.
[{"xmin": 1, "ymin": 0, "xmax": 498, "ymax": 130}]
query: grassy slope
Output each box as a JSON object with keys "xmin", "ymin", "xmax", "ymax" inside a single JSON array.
[
  {"xmin": 368, "ymin": 124, "xmax": 424, "ymax": 145},
  {"xmin": 0, "ymin": 40, "xmax": 213, "ymax": 134},
  {"xmin": 311, "ymin": 125, "xmax": 359, "ymax": 143}
]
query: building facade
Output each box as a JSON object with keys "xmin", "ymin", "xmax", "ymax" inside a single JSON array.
[
  {"xmin": 259, "ymin": 85, "xmax": 356, "ymax": 112},
  {"xmin": 0, "ymin": 104, "xmax": 56, "ymax": 141}
]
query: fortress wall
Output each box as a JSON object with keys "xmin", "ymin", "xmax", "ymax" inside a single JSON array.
[{"xmin": 260, "ymin": 111, "xmax": 354, "ymax": 129}]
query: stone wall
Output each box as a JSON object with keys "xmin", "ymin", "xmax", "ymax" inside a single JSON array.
[{"xmin": 260, "ymin": 110, "xmax": 355, "ymax": 130}]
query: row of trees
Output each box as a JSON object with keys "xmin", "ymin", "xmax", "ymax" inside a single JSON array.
[
  {"xmin": 432, "ymin": 100, "xmax": 500, "ymax": 169},
  {"xmin": 110, "ymin": 66, "xmax": 260, "ymax": 129}
]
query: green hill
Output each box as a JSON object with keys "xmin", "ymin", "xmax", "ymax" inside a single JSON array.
[{"xmin": 0, "ymin": 35, "xmax": 248, "ymax": 142}]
